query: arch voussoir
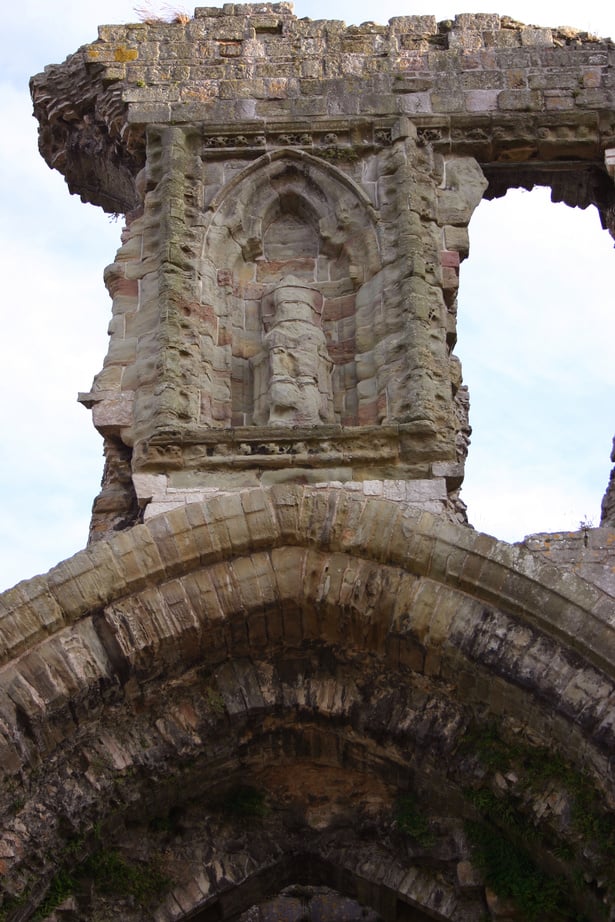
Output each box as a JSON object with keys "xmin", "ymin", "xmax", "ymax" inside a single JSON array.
[{"xmin": 1, "ymin": 488, "xmax": 615, "ymax": 921}]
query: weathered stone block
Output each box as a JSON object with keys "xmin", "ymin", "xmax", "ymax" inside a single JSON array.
[{"xmin": 497, "ymin": 88, "xmax": 543, "ymax": 110}]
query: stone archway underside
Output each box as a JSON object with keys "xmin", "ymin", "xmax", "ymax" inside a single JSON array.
[{"xmin": 1, "ymin": 487, "xmax": 615, "ymax": 921}]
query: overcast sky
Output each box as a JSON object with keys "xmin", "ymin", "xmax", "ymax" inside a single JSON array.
[{"xmin": 1, "ymin": 0, "xmax": 614, "ymax": 590}]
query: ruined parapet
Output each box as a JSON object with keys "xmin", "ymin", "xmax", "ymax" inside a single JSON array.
[
  {"xmin": 30, "ymin": 8, "xmax": 615, "ymax": 218},
  {"xmin": 523, "ymin": 526, "xmax": 615, "ymax": 596},
  {"xmin": 29, "ymin": 6, "xmax": 615, "ymax": 538}
]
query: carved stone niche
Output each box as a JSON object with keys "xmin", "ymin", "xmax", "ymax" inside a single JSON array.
[
  {"xmin": 84, "ymin": 125, "xmax": 487, "ymax": 522},
  {"xmin": 122, "ymin": 132, "xmax": 478, "ymax": 503},
  {"xmin": 201, "ymin": 149, "xmax": 382, "ymax": 431}
]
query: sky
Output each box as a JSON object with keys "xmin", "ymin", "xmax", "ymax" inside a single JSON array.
[{"xmin": 1, "ymin": 0, "xmax": 614, "ymax": 590}]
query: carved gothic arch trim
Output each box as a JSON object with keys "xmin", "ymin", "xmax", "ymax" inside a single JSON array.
[
  {"xmin": 207, "ymin": 147, "xmax": 379, "ymax": 220},
  {"xmin": 197, "ymin": 150, "xmax": 385, "ymax": 426},
  {"xmin": 205, "ymin": 147, "xmax": 382, "ymax": 279}
]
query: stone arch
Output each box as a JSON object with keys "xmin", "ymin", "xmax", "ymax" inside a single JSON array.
[
  {"xmin": 1, "ymin": 489, "xmax": 615, "ymax": 919},
  {"xmin": 199, "ymin": 151, "xmax": 382, "ymax": 427},
  {"xmin": 1, "ymin": 487, "xmax": 613, "ymax": 673}
]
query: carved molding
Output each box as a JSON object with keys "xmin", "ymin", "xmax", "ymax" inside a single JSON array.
[{"xmin": 201, "ymin": 124, "xmax": 394, "ymax": 155}]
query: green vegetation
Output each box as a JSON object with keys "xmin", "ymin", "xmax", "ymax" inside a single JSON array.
[
  {"xmin": 461, "ymin": 722, "xmax": 615, "ymax": 920},
  {"xmin": 222, "ymin": 784, "xmax": 268, "ymax": 819},
  {"xmin": 394, "ymin": 794, "xmax": 435, "ymax": 847},
  {"xmin": 0, "ymin": 830, "xmax": 170, "ymax": 921},
  {"xmin": 0, "ymin": 895, "xmax": 25, "ymax": 922},
  {"xmin": 466, "ymin": 819, "xmax": 568, "ymax": 920},
  {"xmin": 30, "ymin": 850, "xmax": 168, "ymax": 920},
  {"xmin": 31, "ymin": 870, "xmax": 75, "ymax": 921},
  {"xmin": 462, "ymin": 723, "xmax": 615, "ymax": 862},
  {"xmin": 79, "ymin": 848, "xmax": 168, "ymax": 903},
  {"xmin": 204, "ymin": 686, "xmax": 226, "ymax": 716}
]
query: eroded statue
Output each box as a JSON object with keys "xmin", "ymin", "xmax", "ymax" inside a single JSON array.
[{"xmin": 252, "ymin": 276, "xmax": 334, "ymax": 427}]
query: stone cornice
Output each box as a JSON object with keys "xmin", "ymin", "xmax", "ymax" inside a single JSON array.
[{"xmin": 30, "ymin": 6, "xmax": 615, "ymax": 213}]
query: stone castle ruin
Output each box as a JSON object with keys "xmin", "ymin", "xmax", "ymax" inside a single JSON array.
[{"xmin": 1, "ymin": 5, "xmax": 615, "ymax": 920}]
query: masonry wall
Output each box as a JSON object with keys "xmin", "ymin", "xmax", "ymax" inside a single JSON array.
[
  {"xmin": 31, "ymin": 6, "xmax": 615, "ymax": 537},
  {"xmin": 6, "ymin": 10, "xmax": 614, "ymax": 920}
]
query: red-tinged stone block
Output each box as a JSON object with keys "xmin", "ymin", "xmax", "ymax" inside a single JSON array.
[
  {"xmin": 358, "ymin": 401, "xmax": 378, "ymax": 426},
  {"xmin": 179, "ymin": 300, "xmax": 216, "ymax": 326},
  {"xmin": 323, "ymin": 294, "xmax": 356, "ymax": 322},
  {"xmin": 211, "ymin": 400, "xmax": 230, "ymax": 422},
  {"xmin": 256, "ymin": 258, "xmax": 316, "ymax": 283},
  {"xmin": 442, "ymin": 267, "xmax": 459, "ymax": 291},
  {"xmin": 440, "ymin": 250, "xmax": 460, "ymax": 268},
  {"xmin": 329, "ymin": 339, "xmax": 356, "ymax": 363},
  {"xmin": 218, "ymin": 41, "xmax": 242, "ymax": 57},
  {"xmin": 110, "ymin": 276, "xmax": 139, "ymax": 298}
]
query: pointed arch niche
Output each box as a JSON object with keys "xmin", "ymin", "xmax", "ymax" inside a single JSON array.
[{"xmin": 199, "ymin": 150, "xmax": 382, "ymax": 428}]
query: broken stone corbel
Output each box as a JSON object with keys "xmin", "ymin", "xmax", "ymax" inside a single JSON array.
[
  {"xmin": 132, "ymin": 472, "xmax": 168, "ymax": 507},
  {"xmin": 78, "ymin": 391, "xmax": 134, "ymax": 437}
]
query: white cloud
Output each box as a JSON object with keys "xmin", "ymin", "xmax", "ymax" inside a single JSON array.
[{"xmin": 459, "ymin": 189, "xmax": 615, "ymax": 541}]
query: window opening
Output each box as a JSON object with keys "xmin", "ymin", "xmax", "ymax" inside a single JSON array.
[{"xmin": 458, "ymin": 186, "xmax": 615, "ymax": 541}]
